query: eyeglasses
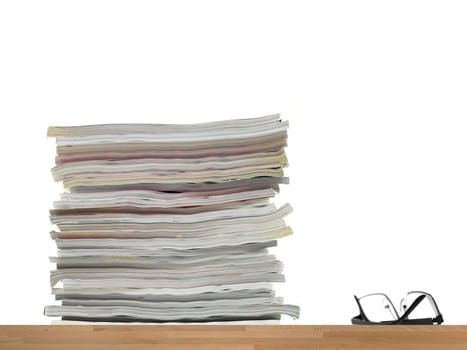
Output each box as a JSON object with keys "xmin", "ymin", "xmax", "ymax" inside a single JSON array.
[{"xmin": 351, "ymin": 291, "xmax": 444, "ymax": 325}]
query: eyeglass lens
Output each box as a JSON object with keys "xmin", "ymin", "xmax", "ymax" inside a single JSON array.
[
  {"xmin": 400, "ymin": 291, "xmax": 438, "ymax": 319},
  {"xmin": 359, "ymin": 293, "xmax": 399, "ymax": 322}
]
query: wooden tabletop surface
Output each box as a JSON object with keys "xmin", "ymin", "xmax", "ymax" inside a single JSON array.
[{"xmin": 1, "ymin": 325, "xmax": 466, "ymax": 349}]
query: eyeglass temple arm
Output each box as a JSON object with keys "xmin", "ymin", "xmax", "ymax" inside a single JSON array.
[
  {"xmin": 397, "ymin": 294, "xmax": 426, "ymax": 324},
  {"xmin": 353, "ymin": 295, "xmax": 370, "ymax": 322}
]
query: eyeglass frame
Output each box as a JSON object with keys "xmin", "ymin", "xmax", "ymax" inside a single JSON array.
[{"xmin": 351, "ymin": 291, "xmax": 444, "ymax": 325}]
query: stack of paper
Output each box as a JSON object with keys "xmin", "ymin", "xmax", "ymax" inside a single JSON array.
[{"xmin": 45, "ymin": 114, "xmax": 299, "ymax": 323}]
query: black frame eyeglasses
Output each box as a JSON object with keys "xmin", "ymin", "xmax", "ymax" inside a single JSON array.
[{"xmin": 351, "ymin": 291, "xmax": 444, "ymax": 325}]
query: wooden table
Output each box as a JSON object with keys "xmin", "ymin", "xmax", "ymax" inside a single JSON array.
[{"xmin": 1, "ymin": 325, "xmax": 466, "ymax": 349}]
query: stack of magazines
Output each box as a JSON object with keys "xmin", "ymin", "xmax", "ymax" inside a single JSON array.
[{"xmin": 44, "ymin": 114, "xmax": 299, "ymax": 323}]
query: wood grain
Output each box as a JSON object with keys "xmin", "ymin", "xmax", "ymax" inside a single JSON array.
[{"xmin": 1, "ymin": 325, "xmax": 466, "ymax": 350}]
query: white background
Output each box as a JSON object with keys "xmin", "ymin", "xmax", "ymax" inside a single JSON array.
[{"xmin": 1, "ymin": 1, "xmax": 466, "ymax": 324}]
